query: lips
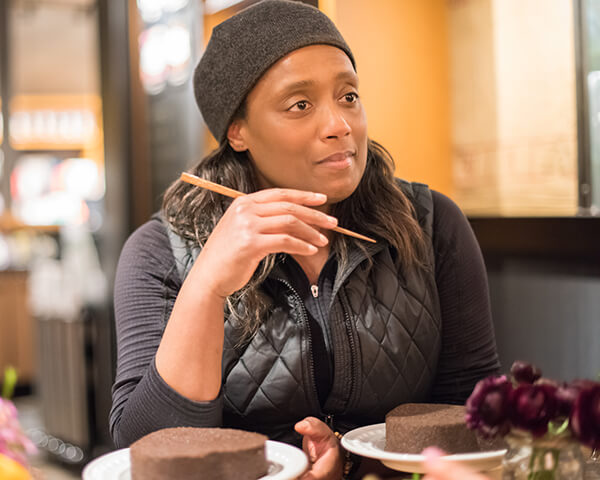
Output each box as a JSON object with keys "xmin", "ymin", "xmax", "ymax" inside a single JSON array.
[{"xmin": 317, "ymin": 150, "xmax": 355, "ymax": 165}]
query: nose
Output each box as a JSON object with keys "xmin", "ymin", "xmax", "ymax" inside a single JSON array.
[{"xmin": 319, "ymin": 103, "xmax": 351, "ymax": 139}]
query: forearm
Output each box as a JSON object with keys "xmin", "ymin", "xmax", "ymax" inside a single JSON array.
[
  {"xmin": 156, "ymin": 263, "xmax": 226, "ymax": 402},
  {"xmin": 111, "ymin": 359, "xmax": 223, "ymax": 448}
]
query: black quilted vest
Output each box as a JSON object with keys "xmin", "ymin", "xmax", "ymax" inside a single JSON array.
[{"xmin": 166, "ymin": 180, "xmax": 441, "ymax": 446}]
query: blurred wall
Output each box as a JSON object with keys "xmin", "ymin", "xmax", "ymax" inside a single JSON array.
[
  {"xmin": 10, "ymin": 4, "xmax": 100, "ymax": 95},
  {"xmin": 449, "ymin": 0, "xmax": 578, "ymax": 216},
  {"xmin": 334, "ymin": 0, "xmax": 453, "ymax": 196},
  {"xmin": 487, "ymin": 259, "xmax": 600, "ymax": 380}
]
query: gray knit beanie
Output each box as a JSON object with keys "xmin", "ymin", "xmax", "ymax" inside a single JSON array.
[{"xmin": 194, "ymin": 0, "xmax": 355, "ymax": 143}]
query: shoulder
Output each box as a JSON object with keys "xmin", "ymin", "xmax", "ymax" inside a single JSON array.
[
  {"xmin": 429, "ymin": 190, "xmax": 480, "ymax": 260},
  {"xmin": 120, "ymin": 216, "xmax": 171, "ymax": 259},
  {"xmin": 393, "ymin": 178, "xmax": 467, "ymax": 225},
  {"xmin": 393, "ymin": 179, "xmax": 474, "ymax": 253},
  {"xmin": 431, "ymin": 190, "xmax": 467, "ymax": 227},
  {"xmin": 393, "ymin": 178, "xmax": 435, "ymax": 236},
  {"xmin": 116, "ymin": 216, "xmax": 176, "ymax": 284},
  {"xmin": 395, "ymin": 178, "xmax": 431, "ymax": 203}
]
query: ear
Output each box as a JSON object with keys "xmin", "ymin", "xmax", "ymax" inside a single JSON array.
[{"xmin": 227, "ymin": 120, "xmax": 249, "ymax": 152}]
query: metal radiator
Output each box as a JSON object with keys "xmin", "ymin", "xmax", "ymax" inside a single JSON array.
[{"xmin": 35, "ymin": 316, "xmax": 89, "ymax": 463}]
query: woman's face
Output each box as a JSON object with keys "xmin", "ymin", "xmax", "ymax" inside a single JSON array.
[{"xmin": 228, "ymin": 45, "xmax": 368, "ymax": 207}]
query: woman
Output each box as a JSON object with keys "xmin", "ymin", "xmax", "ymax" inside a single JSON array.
[{"xmin": 110, "ymin": 1, "xmax": 500, "ymax": 478}]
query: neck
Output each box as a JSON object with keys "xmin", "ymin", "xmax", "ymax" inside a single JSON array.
[
  {"xmin": 313, "ymin": 203, "xmax": 333, "ymax": 215},
  {"xmin": 292, "ymin": 243, "xmax": 330, "ymax": 285}
]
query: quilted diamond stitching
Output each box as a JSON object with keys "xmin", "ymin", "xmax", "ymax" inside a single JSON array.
[
  {"xmin": 347, "ymin": 252, "xmax": 440, "ymax": 406},
  {"xmin": 224, "ymin": 307, "xmax": 308, "ymax": 417}
]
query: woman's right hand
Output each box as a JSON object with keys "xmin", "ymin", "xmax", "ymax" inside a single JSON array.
[
  {"xmin": 189, "ymin": 187, "xmax": 338, "ymax": 299},
  {"xmin": 157, "ymin": 187, "xmax": 336, "ymax": 402}
]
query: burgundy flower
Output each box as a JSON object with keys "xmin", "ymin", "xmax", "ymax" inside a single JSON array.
[
  {"xmin": 510, "ymin": 383, "xmax": 558, "ymax": 437},
  {"xmin": 510, "ymin": 361, "xmax": 542, "ymax": 385},
  {"xmin": 555, "ymin": 380, "xmax": 594, "ymax": 418},
  {"xmin": 570, "ymin": 382, "xmax": 600, "ymax": 449},
  {"xmin": 466, "ymin": 375, "xmax": 512, "ymax": 438},
  {"xmin": 556, "ymin": 384, "xmax": 579, "ymax": 417}
]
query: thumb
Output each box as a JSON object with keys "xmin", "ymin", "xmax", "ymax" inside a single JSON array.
[{"xmin": 294, "ymin": 417, "xmax": 330, "ymax": 439}]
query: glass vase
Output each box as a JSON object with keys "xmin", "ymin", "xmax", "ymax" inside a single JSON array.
[
  {"xmin": 584, "ymin": 447, "xmax": 600, "ymax": 479},
  {"xmin": 502, "ymin": 432, "xmax": 585, "ymax": 480}
]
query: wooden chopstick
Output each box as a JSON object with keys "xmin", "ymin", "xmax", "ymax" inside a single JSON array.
[{"xmin": 180, "ymin": 172, "xmax": 377, "ymax": 244}]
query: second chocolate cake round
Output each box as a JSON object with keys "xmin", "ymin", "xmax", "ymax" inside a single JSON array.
[
  {"xmin": 385, "ymin": 403, "xmax": 480, "ymax": 454},
  {"xmin": 130, "ymin": 427, "xmax": 269, "ymax": 480}
]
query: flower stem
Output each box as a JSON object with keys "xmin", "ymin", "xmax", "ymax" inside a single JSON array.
[
  {"xmin": 527, "ymin": 446, "xmax": 560, "ymax": 480},
  {"xmin": 1, "ymin": 367, "xmax": 17, "ymax": 399}
]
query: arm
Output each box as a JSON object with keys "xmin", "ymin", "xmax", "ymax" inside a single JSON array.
[
  {"xmin": 429, "ymin": 191, "xmax": 500, "ymax": 403},
  {"xmin": 109, "ymin": 219, "xmax": 224, "ymax": 448}
]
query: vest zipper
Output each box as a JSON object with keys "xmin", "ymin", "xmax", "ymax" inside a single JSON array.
[
  {"xmin": 276, "ymin": 278, "xmax": 322, "ymax": 414},
  {"xmin": 340, "ymin": 290, "xmax": 358, "ymax": 409},
  {"xmin": 324, "ymin": 414, "xmax": 334, "ymax": 431},
  {"xmin": 311, "ymin": 284, "xmax": 319, "ymax": 298}
]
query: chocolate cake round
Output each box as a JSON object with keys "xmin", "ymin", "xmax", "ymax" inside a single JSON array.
[
  {"xmin": 130, "ymin": 427, "xmax": 269, "ymax": 480},
  {"xmin": 385, "ymin": 403, "xmax": 479, "ymax": 454}
]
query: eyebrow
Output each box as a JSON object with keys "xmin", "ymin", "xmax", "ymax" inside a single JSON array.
[
  {"xmin": 277, "ymin": 71, "xmax": 359, "ymax": 97},
  {"xmin": 334, "ymin": 71, "xmax": 359, "ymax": 85},
  {"xmin": 279, "ymin": 79, "xmax": 316, "ymax": 95}
]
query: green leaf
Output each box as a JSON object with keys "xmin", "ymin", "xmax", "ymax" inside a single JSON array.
[
  {"xmin": 412, "ymin": 474, "xmax": 421, "ymax": 480},
  {"xmin": 548, "ymin": 418, "xmax": 569, "ymax": 436},
  {"xmin": 1, "ymin": 366, "xmax": 18, "ymax": 399}
]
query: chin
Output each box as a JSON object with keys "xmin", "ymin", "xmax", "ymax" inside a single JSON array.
[{"xmin": 324, "ymin": 178, "xmax": 361, "ymax": 204}]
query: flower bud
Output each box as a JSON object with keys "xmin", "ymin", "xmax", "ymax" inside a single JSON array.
[
  {"xmin": 555, "ymin": 380, "xmax": 594, "ymax": 418},
  {"xmin": 510, "ymin": 361, "xmax": 542, "ymax": 384},
  {"xmin": 556, "ymin": 384, "xmax": 579, "ymax": 417},
  {"xmin": 570, "ymin": 382, "xmax": 600, "ymax": 449}
]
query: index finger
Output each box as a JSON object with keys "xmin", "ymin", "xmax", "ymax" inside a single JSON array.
[{"xmin": 249, "ymin": 188, "xmax": 327, "ymax": 206}]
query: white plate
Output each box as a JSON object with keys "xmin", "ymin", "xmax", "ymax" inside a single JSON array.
[
  {"xmin": 341, "ymin": 423, "xmax": 506, "ymax": 474},
  {"xmin": 82, "ymin": 440, "xmax": 308, "ymax": 480}
]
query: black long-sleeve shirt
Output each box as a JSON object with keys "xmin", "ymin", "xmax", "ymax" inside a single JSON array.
[{"xmin": 109, "ymin": 190, "xmax": 500, "ymax": 448}]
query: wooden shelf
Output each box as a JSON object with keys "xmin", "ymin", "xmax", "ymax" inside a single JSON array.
[
  {"xmin": 469, "ymin": 216, "xmax": 600, "ymax": 262},
  {"xmin": 0, "ymin": 212, "xmax": 60, "ymax": 234}
]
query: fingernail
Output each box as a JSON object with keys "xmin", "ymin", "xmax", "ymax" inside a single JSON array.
[
  {"xmin": 423, "ymin": 446, "xmax": 444, "ymax": 459},
  {"xmin": 319, "ymin": 234, "xmax": 328, "ymax": 245},
  {"xmin": 326, "ymin": 215, "xmax": 338, "ymax": 225},
  {"xmin": 422, "ymin": 447, "xmax": 445, "ymax": 468},
  {"xmin": 296, "ymin": 420, "xmax": 308, "ymax": 429},
  {"xmin": 307, "ymin": 245, "xmax": 318, "ymax": 254},
  {"xmin": 314, "ymin": 193, "xmax": 327, "ymax": 201}
]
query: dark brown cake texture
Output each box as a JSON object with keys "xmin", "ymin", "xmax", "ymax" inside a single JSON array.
[
  {"xmin": 385, "ymin": 403, "xmax": 480, "ymax": 454},
  {"xmin": 130, "ymin": 427, "xmax": 269, "ymax": 480}
]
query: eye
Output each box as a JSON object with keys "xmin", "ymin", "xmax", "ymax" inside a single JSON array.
[
  {"xmin": 289, "ymin": 100, "xmax": 310, "ymax": 112},
  {"xmin": 343, "ymin": 92, "xmax": 359, "ymax": 103}
]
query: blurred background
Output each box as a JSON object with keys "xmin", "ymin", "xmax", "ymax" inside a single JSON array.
[{"xmin": 0, "ymin": 0, "xmax": 598, "ymax": 478}]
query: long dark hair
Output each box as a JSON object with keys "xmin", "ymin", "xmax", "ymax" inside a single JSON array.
[{"xmin": 162, "ymin": 138, "xmax": 428, "ymax": 339}]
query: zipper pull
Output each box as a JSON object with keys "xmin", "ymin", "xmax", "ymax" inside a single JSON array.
[
  {"xmin": 324, "ymin": 414, "xmax": 334, "ymax": 430},
  {"xmin": 311, "ymin": 285, "xmax": 319, "ymax": 298}
]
